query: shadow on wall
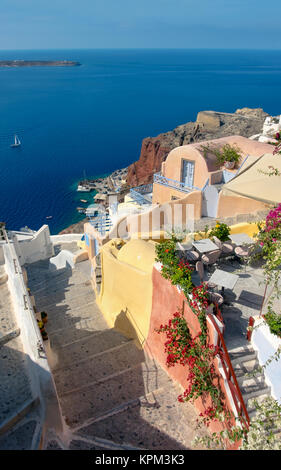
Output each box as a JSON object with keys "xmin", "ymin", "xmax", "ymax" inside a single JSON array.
[{"xmin": 114, "ymin": 309, "xmax": 142, "ymax": 346}]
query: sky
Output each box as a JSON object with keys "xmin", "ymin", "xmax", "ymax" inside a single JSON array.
[{"xmin": 0, "ymin": 0, "xmax": 280, "ymax": 50}]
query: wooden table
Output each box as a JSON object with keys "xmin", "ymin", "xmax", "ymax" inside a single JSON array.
[{"xmin": 192, "ymin": 239, "xmax": 218, "ymax": 254}]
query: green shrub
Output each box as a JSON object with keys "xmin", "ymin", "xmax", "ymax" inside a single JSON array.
[
  {"xmin": 264, "ymin": 308, "xmax": 281, "ymax": 337},
  {"xmin": 209, "ymin": 221, "xmax": 231, "ymax": 242},
  {"xmin": 155, "ymin": 240, "xmax": 194, "ymax": 294}
]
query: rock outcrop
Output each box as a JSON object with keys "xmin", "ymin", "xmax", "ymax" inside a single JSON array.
[{"xmin": 126, "ymin": 108, "xmax": 269, "ymax": 187}]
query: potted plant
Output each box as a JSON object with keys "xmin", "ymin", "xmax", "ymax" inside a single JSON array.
[
  {"xmin": 219, "ymin": 144, "xmax": 242, "ymax": 169},
  {"xmin": 200, "ymin": 143, "xmax": 242, "ymax": 169}
]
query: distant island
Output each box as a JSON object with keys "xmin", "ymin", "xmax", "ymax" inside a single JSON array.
[{"xmin": 0, "ymin": 60, "xmax": 81, "ymax": 67}]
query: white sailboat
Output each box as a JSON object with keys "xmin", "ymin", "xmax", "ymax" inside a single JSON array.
[{"xmin": 11, "ymin": 135, "xmax": 21, "ymax": 148}]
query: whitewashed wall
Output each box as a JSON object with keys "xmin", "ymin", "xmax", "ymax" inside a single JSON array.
[
  {"xmin": 12, "ymin": 225, "xmax": 54, "ymax": 266},
  {"xmin": 251, "ymin": 316, "xmax": 281, "ymax": 403}
]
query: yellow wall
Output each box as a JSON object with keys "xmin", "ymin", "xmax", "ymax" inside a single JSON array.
[
  {"xmin": 95, "ymin": 220, "xmax": 263, "ymax": 349},
  {"xmin": 96, "ymin": 239, "xmax": 155, "ymax": 347}
]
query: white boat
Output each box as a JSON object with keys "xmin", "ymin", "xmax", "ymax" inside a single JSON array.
[
  {"xmin": 11, "ymin": 135, "xmax": 21, "ymax": 147},
  {"xmin": 77, "ymin": 184, "xmax": 91, "ymax": 192}
]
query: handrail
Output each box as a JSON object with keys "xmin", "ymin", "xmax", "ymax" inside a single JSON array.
[
  {"xmin": 130, "ymin": 184, "xmax": 153, "ymax": 205},
  {"xmin": 207, "ymin": 313, "xmax": 250, "ymax": 429},
  {"xmin": 153, "ymin": 172, "xmax": 201, "ymax": 193},
  {"xmin": 202, "ymin": 177, "xmax": 209, "ymax": 192}
]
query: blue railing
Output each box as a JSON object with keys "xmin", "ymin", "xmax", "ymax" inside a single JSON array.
[
  {"xmin": 153, "ymin": 173, "xmax": 200, "ymax": 193},
  {"xmin": 89, "ymin": 212, "xmax": 113, "ymax": 237},
  {"xmin": 130, "ymin": 184, "xmax": 153, "ymax": 205}
]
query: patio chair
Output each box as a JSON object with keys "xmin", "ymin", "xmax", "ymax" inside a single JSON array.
[
  {"xmin": 176, "ymin": 242, "xmax": 200, "ymax": 263},
  {"xmin": 208, "ymin": 291, "xmax": 224, "ymax": 308},
  {"xmin": 195, "ymin": 261, "xmax": 217, "ymax": 290},
  {"xmin": 234, "ymin": 245, "xmax": 252, "ymax": 271},
  {"xmin": 201, "ymin": 249, "xmax": 221, "ymax": 270},
  {"xmin": 185, "ymin": 250, "xmax": 200, "ymax": 263},
  {"xmin": 213, "ymin": 236, "xmax": 235, "ymax": 256}
]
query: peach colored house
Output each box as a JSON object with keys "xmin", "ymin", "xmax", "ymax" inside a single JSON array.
[{"xmin": 152, "ymin": 135, "xmax": 273, "ymax": 219}]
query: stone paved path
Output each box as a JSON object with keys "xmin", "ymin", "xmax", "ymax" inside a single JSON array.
[
  {"xmin": 0, "ymin": 263, "xmax": 42, "ymax": 450},
  {"xmin": 26, "ymin": 246, "xmax": 208, "ymax": 450}
]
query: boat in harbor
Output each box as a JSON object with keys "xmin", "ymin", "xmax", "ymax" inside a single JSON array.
[
  {"xmin": 11, "ymin": 135, "xmax": 21, "ymax": 148},
  {"xmin": 77, "ymin": 183, "xmax": 91, "ymax": 192},
  {"xmin": 80, "ymin": 199, "xmax": 87, "ymax": 203},
  {"xmin": 77, "ymin": 207, "xmax": 87, "ymax": 214}
]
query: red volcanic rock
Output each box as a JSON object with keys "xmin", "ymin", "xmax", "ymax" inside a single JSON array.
[
  {"xmin": 127, "ymin": 138, "xmax": 171, "ymax": 187},
  {"xmin": 126, "ymin": 108, "xmax": 268, "ymax": 188}
]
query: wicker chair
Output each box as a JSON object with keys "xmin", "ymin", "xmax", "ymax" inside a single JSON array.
[
  {"xmin": 185, "ymin": 250, "xmax": 200, "ymax": 263},
  {"xmin": 201, "ymin": 249, "xmax": 221, "ymax": 269},
  {"xmin": 195, "ymin": 261, "xmax": 217, "ymax": 289},
  {"xmin": 176, "ymin": 242, "xmax": 200, "ymax": 263},
  {"xmin": 213, "ymin": 236, "xmax": 234, "ymax": 256},
  {"xmin": 208, "ymin": 291, "xmax": 224, "ymax": 307},
  {"xmin": 234, "ymin": 245, "xmax": 252, "ymax": 271}
]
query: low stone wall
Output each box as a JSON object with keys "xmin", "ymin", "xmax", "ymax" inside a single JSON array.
[{"xmin": 194, "ymin": 209, "xmax": 268, "ymax": 232}]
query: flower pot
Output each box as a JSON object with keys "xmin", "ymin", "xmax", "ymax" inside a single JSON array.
[
  {"xmin": 224, "ymin": 161, "xmax": 235, "ymax": 169},
  {"xmin": 41, "ymin": 311, "xmax": 48, "ymax": 324}
]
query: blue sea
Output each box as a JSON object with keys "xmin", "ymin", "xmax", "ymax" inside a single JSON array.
[{"xmin": 0, "ymin": 48, "xmax": 281, "ymax": 234}]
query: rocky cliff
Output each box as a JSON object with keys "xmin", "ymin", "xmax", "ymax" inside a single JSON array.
[{"xmin": 126, "ymin": 108, "xmax": 268, "ymax": 187}]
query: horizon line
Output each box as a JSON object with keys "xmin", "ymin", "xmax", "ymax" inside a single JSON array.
[{"xmin": 0, "ymin": 47, "xmax": 281, "ymax": 52}]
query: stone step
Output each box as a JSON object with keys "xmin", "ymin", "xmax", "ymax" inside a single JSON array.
[
  {"xmin": 247, "ymin": 394, "xmax": 271, "ymax": 419},
  {"xmin": 26, "ymin": 267, "xmax": 73, "ymax": 287},
  {"xmin": 0, "ymin": 397, "xmax": 39, "ymax": 437},
  {"xmin": 59, "ymin": 362, "xmax": 172, "ymax": 428},
  {"xmin": 233, "ymin": 358, "xmax": 261, "ymax": 378},
  {"xmin": 69, "ymin": 436, "xmax": 142, "ymax": 451},
  {"xmin": 46, "ymin": 305, "xmax": 108, "ymax": 335},
  {"xmin": 28, "ymin": 273, "xmax": 85, "ymax": 294},
  {"xmin": 0, "ymin": 328, "xmax": 21, "ymax": 347},
  {"xmin": 0, "ymin": 405, "xmax": 42, "ymax": 450},
  {"xmin": 228, "ymin": 345, "xmax": 257, "ymax": 366},
  {"xmin": 53, "ymin": 340, "xmax": 147, "ymax": 394},
  {"xmin": 52, "ymin": 328, "xmax": 131, "ymax": 370},
  {"xmin": 238, "ymin": 375, "xmax": 267, "ymax": 392},
  {"xmin": 75, "ymin": 383, "xmax": 206, "ymax": 451},
  {"xmin": 33, "ymin": 285, "xmax": 94, "ymax": 309},
  {"xmin": 35, "ymin": 292, "xmax": 95, "ymax": 313},
  {"xmin": 242, "ymin": 383, "xmax": 271, "ymax": 403},
  {"xmin": 0, "ymin": 336, "xmax": 33, "ymax": 426},
  {"xmin": 50, "ymin": 319, "xmax": 110, "ymax": 349}
]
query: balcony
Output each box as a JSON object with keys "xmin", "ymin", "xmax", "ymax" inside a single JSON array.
[
  {"xmin": 153, "ymin": 173, "xmax": 200, "ymax": 193},
  {"xmin": 130, "ymin": 184, "xmax": 153, "ymax": 205}
]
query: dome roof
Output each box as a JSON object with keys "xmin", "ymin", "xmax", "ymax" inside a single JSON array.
[{"xmin": 117, "ymin": 239, "xmax": 155, "ymax": 273}]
